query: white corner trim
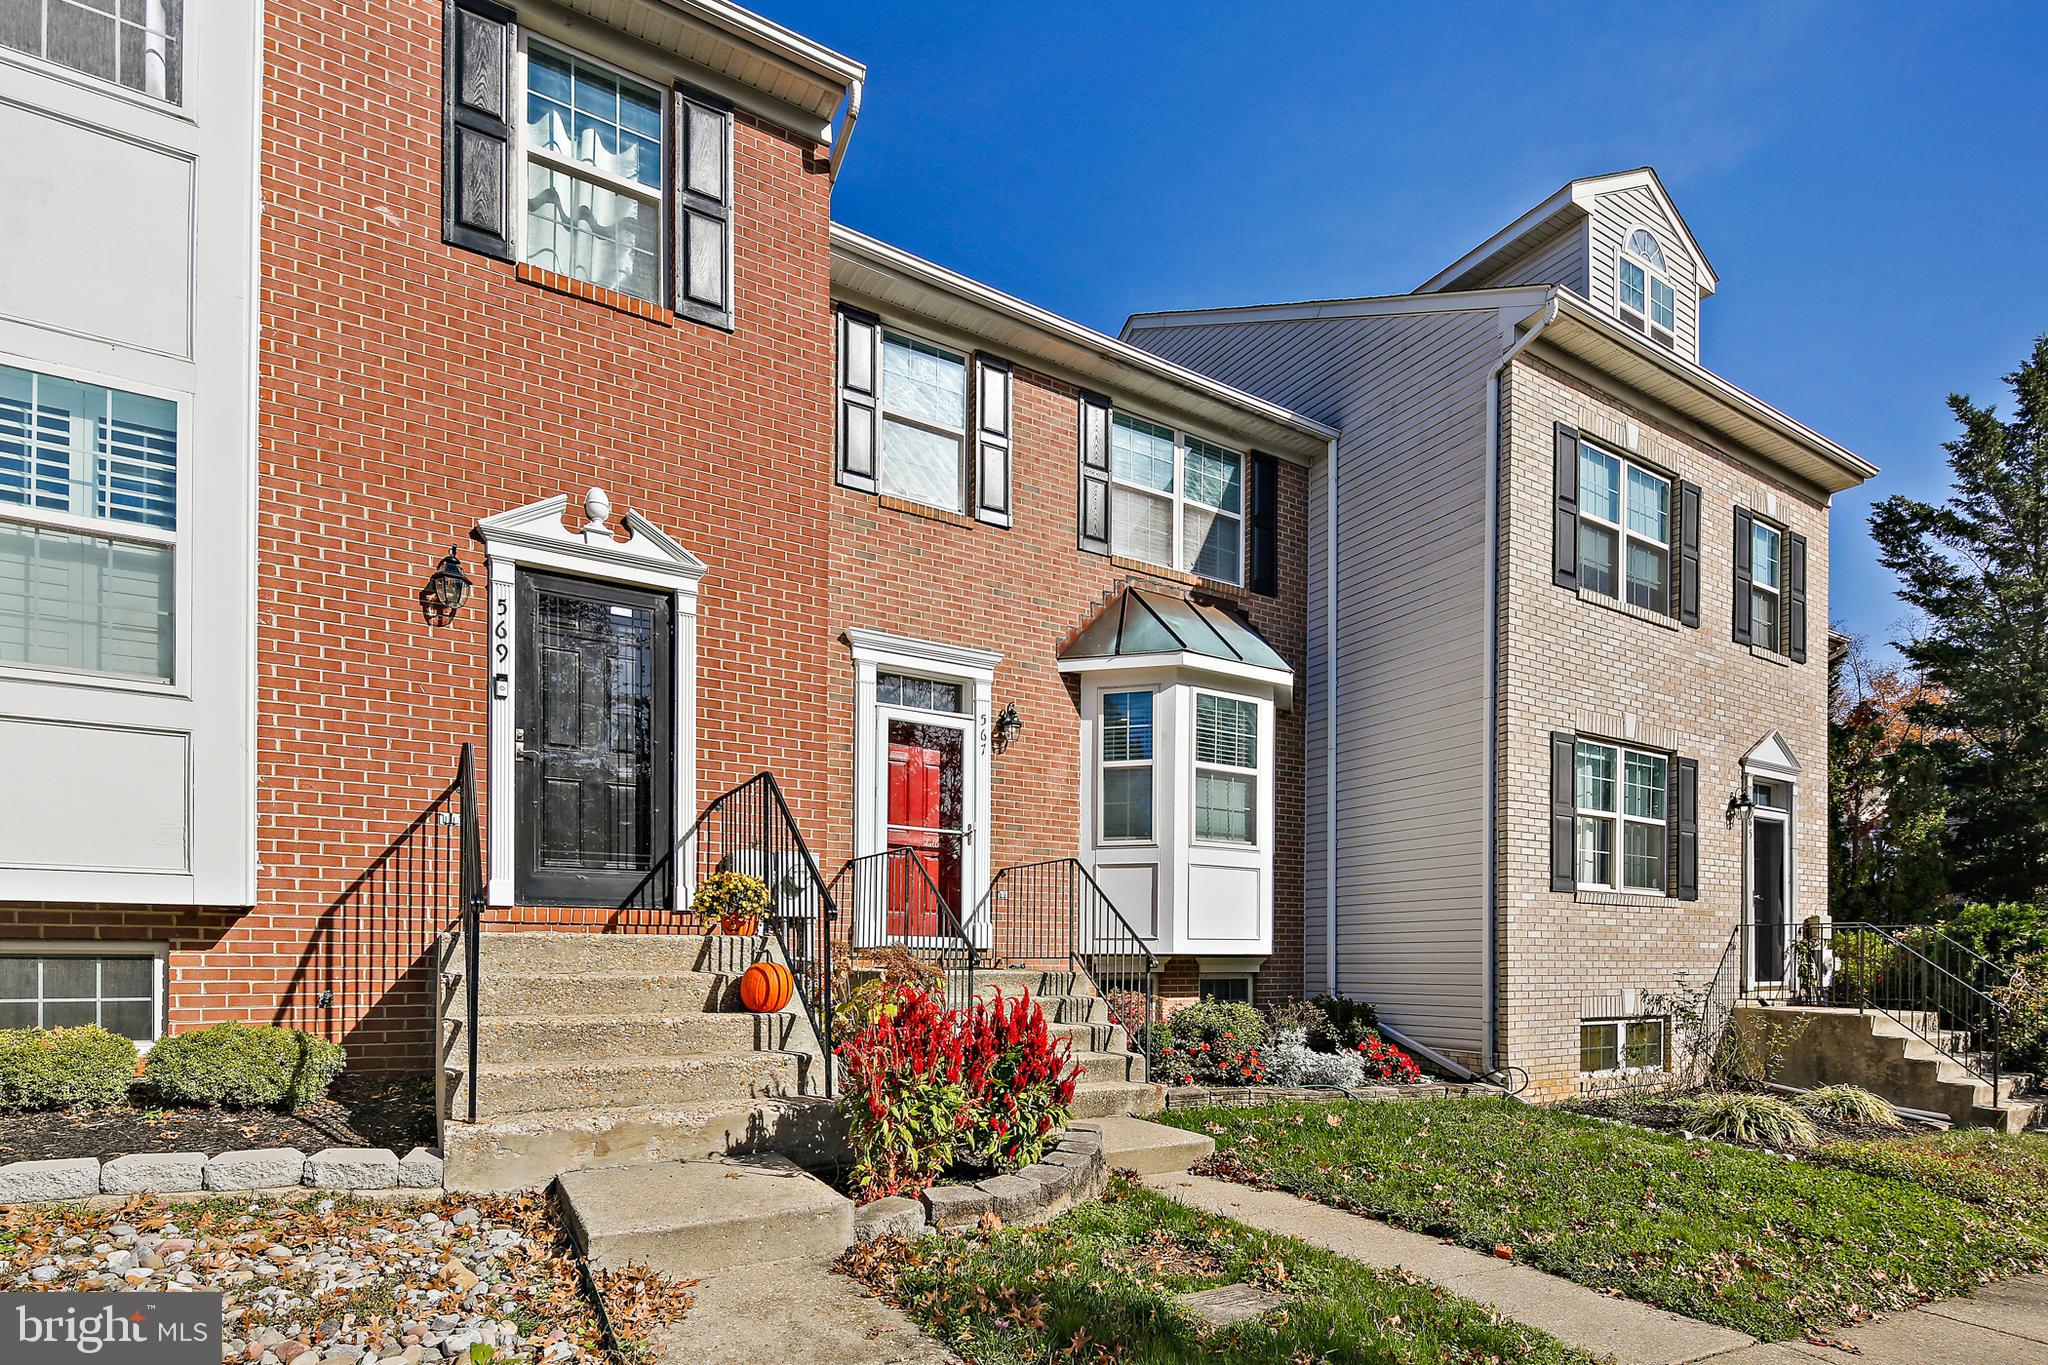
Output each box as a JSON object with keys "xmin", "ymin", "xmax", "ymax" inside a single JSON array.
[{"xmin": 477, "ymin": 492, "xmax": 703, "ymax": 906}]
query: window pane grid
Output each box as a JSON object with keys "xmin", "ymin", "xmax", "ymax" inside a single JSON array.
[
  {"xmin": 1579, "ymin": 443, "xmax": 1668, "ymax": 609},
  {"xmin": 1581, "ymin": 1017, "xmax": 1666, "ymax": 1073},
  {"xmin": 1577, "ymin": 740, "xmax": 1668, "ymax": 893},
  {"xmin": 1, "ymin": 0, "xmax": 184, "ymax": 103},
  {"xmin": 0, "ymin": 366, "xmax": 178, "ymax": 533},
  {"xmin": 877, "ymin": 672, "xmax": 964, "ymax": 715},
  {"xmin": 1101, "ymin": 691, "xmax": 1152, "ymax": 764},
  {"xmin": 0, "ymin": 954, "xmax": 155, "ymax": 1040},
  {"xmin": 1196, "ymin": 694, "xmax": 1257, "ymax": 769},
  {"xmin": 876, "ymin": 332, "xmax": 967, "ymax": 514},
  {"xmin": 1100, "ymin": 691, "xmax": 1154, "ymax": 842},
  {"xmin": 1108, "ymin": 416, "xmax": 1243, "ymax": 586},
  {"xmin": 521, "ymin": 44, "xmax": 663, "ymax": 304}
]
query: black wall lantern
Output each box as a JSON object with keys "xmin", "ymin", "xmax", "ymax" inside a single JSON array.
[
  {"xmin": 993, "ymin": 701, "xmax": 1024, "ymax": 752},
  {"xmin": 1725, "ymin": 789, "xmax": 1756, "ymax": 824},
  {"xmin": 424, "ymin": 546, "xmax": 472, "ymax": 624}
]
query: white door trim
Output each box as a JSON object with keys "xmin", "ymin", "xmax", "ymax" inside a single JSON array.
[
  {"xmin": 477, "ymin": 491, "xmax": 705, "ymax": 907},
  {"xmin": 847, "ymin": 629, "xmax": 998, "ymax": 945}
]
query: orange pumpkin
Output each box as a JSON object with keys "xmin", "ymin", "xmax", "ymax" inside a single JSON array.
[{"xmin": 740, "ymin": 960, "xmax": 794, "ymax": 1013}]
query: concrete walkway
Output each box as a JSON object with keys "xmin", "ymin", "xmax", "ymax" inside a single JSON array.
[
  {"xmin": 1145, "ymin": 1172, "xmax": 2048, "ymax": 1365},
  {"xmin": 650, "ymin": 1254, "xmax": 959, "ymax": 1364}
]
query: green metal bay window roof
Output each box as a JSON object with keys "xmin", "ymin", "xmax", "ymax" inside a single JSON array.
[{"xmin": 1059, "ymin": 587, "xmax": 1292, "ymax": 702}]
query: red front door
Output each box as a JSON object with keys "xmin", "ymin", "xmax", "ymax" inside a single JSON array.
[{"xmin": 884, "ymin": 719, "xmax": 966, "ymax": 937}]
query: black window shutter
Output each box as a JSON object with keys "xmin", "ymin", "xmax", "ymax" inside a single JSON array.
[
  {"xmin": 1786, "ymin": 532, "xmax": 1809, "ymax": 662},
  {"xmin": 1675, "ymin": 756, "xmax": 1699, "ymax": 901},
  {"xmin": 1550, "ymin": 731, "xmax": 1578, "ymax": 893},
  {"xmin": 1078, "ymin": 390, "xmax": 1112, "ymax": 555},
  {"xmin": 674, "ymin": 86, "xmax": 734, "ymax": 328},
  {"xmin": 1677, "ymin": 481, "xmax": 1702, "ymax": 627},
  {"xmin": 1247, "ymin": 452, "xmax": 1280, "ymax": 596},
  {"xmin": 836, "ymin": 307, "xmax": 879, "ymax": 494},
  {"xmin": 1731, "ymin": 507, "xmax": 1755, "ymax": 645},
  {"xmin": 973, "ymin": 354, "xmax": 1013, "ymax": 527},
  {"xmin": 442, "ymin": 0, "xmax": 517, "ymax": 260},
  {"xmin": 1553, "ymin": 423, "xmax": 1580, "ymax": 589}
]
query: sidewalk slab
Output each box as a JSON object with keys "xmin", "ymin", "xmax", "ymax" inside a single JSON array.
[{"xmin": 651, "ymin": 1255, "xmax": 955, "ymax": 1364}]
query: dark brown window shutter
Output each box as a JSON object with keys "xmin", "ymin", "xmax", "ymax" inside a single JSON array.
[
  {"xmin": 1078, "ymin": 390, "xmax": 1112, "ymax": 555},
  {"xmin": 1550, "ymin": 731, "xmax": 1577, "ymax": 892},
  {"xmin": 674, "ymin": 86, "xmax": 733, "ymax": 328},
  {"xmin": 1677, "ymin": 480, "xmax": 1702, "ymax": 627},
  {"xmin": 1786, "ymin": 532, "xmax": 1808, "ymax": 662},
  {"xmin": 442, "ymin": 0, "xmax": 517, "ymax": 260},
  {"xmin": 973, "ymin": 354, "xmax": 1013, "ymax": 527},
  {"xmin": 836, "ymin": 307, "xmax": 879, "ymax": 494},
  {"xmin": 1731, "ymin": 506, "xmax": 1755, "ymax": 645},
  {"xmin": 1247, "ymin": 451, "xmax": 1280, "ymax": 596},
  {"xmin": 1553, "ymin": 423, "xmax": 1580, "ymax": 589},
  {"xmin": 1675, "ymin": 756, "xmax": 1699, "ymax": 900}
]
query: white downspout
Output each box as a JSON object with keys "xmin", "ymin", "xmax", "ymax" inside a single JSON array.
[
  {"xmin": 1324, "ymin": 436, "xmax": 1340, "ymax": 996},
  {"xmin": 1482, "ymin": 293, "xmax": 1559, "ymax": 1072},
  {"xmin": 828, "ymin": 78, "xmax": 863, "ymax": 184}
]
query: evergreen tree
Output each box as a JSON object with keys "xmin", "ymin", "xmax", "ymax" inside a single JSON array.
[{"xmin": 1869, "ymin": 335, "xmax": 2048, "ymax": 903}]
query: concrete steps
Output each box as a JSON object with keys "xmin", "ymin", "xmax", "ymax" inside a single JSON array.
[
  {"xmin": 1048, "ymin": 1019, "xmax": 1128, "ymax": 1053},
  {"xmin": 1072, "ymin": 1116, "xmax": 1213, "ymax": 1175},
  {"xmin": 1071, "ymin": 1080, "xmax": 1164, "ymax": 1119},
  {"xmin": 1070, "ymin": 1048, "xmax": 1147, "ymax": 1083},
  {"xmin": 447, "ymin": 1051, "xmax": 809, "ymax": 1119},
  {"xmin": 462, "ymin": 969, "xmax": 743, "ymax": 1016},
  {"xmin": 450, "ymin": 1010, "xmax": 801, "ymax": 1063},
  {"xmin": 558, "ymin": 1155, "xmax": 854, "ymax": 1279}
]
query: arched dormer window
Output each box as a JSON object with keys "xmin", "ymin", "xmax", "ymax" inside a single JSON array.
[{"xmin": 1617, "ymin": 228, "xmax": 1677, "ymax": 348}]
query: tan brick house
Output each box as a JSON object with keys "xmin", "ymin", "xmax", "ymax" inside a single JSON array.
[{"xmin": 1126, "ymin": 170, "xmax": 1878, "ymax": 1098}]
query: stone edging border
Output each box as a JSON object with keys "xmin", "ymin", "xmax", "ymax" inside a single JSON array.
[
  {"xmin": 0, "ymin": 1146, "xmax": 445, "ymax": 1204},
  {"xmin": 853, "ymin": 1126, "xmax": 1107, "ymax": 1241},
  {"xmin": 1161, "ymin": 1081, "xmax": 1504, "ymax": 1110}
]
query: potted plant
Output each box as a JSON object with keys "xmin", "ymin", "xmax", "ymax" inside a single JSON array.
[{"xmin": 691, "ymin": 869, "xmax": 771, "ymax": 935}]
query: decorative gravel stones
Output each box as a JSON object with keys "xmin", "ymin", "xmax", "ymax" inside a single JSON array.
[
  {"xmin": 0, "ymin": 1157, "xmax": 102, "ymax": 1202},
  {"xmin": 99, "ymin": 1151, "xmax": 206, "ymax": 1196},
  {"xmin": 304, "ymin": 1146, "xmax": 401, "ymax": 1190},
  {"xmin": 205, "ymin": 1147, "xmax": 310, "ymax": 1192}
]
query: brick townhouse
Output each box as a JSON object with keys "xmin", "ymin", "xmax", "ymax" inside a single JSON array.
[{"xmin": 0, "ymin": 0, "xmax": 1329, "ymax": 1143}]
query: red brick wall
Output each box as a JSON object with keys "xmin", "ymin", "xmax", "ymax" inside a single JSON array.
[
  {"xmin": 3, "ymin": 0, "xmax": 841, "ymax": 1068},
  {"xmin": 823, "ymin": 361, "xmax": 1310, "ymax": 1006}
]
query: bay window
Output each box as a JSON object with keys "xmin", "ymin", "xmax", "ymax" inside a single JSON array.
[
  {"xmin": 1109, "ymin": 414, "xmax": 1244, "ymax": 586},
  {"xmin": 521, "ymin": 42, "xmax": 665, "ymax": 303},
  {"xmin": 1575, "ymin": 739, "xmax": 1668, "ymax": 893},
  {"xmin": 1099, "ymin": 690, "xmax": 1154, "ymax": 842},
  {"xmin": 1194, "ymin": 692, "xmax": 1258, "ymax": 844},
  {"xmin": 1576, "ymin": 441, "xmax": 1670, "ymax": 613},
  {"xmin": 0, "ymin": 362, "xmax": 177, "ymax": 682}
]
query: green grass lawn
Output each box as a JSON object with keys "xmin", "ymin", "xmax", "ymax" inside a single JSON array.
[
  {"xmin": 839, "ymin": 1177, "xmax": 1599, "ymax": 1364},
  {"xmin": 1159, "ymin": 1097, "xmax": 2048, "ymax": 1341}
]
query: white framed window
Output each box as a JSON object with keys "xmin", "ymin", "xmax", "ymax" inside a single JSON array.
[
  {"xmin": 1749, "ymin": 519, "xmax": 1783, "ymax": 652},
  {"xmin": 876, "ymin": 330, "xmax": 970, "ymax": 513},
  {"xmin": 0, "ymin": 0, "xmax": 184, "ymax": 104},
  {"xmin": 1575, "ymin": 739, "xmax": 1668, "ymax": 893},
  {"xmin": 1109, "ymin": 413, "xmax": 1244, "ymax": 585},
  {"xmin": 1580, "ymin": 1016, "xmax": 1667, "ymax": 1075},
  {"xmin": 1616, "ymin": 228, "xmax": 1676, "ymax": 348},
  {"xmin": 518, "ymin": 39, "xmax": 666, "ymax": 303},
  {"xmin": 0, "ymin": 361, "xmax": 178, "ymax": 683},
  {"xmin": 1198, "ymin": 973, "xmax": 1253, "ymax": 1005},
  {"xmin": 1575, "ymin": 441, "xmax": 1670, "ymax": 613},
  {"xmin": 0, "ymin": 945, "xmax": 163, "ymax": 1043},
  {"xmin": 1193, "ymin": 692, "xmax": 1258, "ymax": 845},
  {"xmin": 1099, "ymin": 690, "xmax": 1155, "ymax": 843}
]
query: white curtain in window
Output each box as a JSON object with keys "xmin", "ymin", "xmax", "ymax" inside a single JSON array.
[{"xmin": 525, "ymin": 164, "xmax": 657, "ymax": 301}]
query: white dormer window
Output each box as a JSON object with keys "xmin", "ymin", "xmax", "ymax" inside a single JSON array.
[{"xmin": 1617, "ymin": 229, "xmax": 1676, "ymax": 348}]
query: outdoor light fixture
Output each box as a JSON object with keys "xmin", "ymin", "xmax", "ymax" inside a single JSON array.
[
  {"xmin": 994, "ymin": 701, "xmax": 1024, "ymax": 751},
  {"xmin": 427, "ymin": 546, "xmax": 472, "ymax": 618},
  {"xmin": 1725, "ymin": 789, "xmax": 1756, "ymax": 823}
]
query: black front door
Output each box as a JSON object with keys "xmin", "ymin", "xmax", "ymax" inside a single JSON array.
[
  {"xmin": 515, "ymin": 570, "xmax": 673, "ymax": 906},
  {"xmin": 1750, "ymin": 818, "xmax": 1788, "ymax": 985}
]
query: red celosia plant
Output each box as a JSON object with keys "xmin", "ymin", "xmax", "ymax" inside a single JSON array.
[
  {"xmin": 834, "ymin": 981, "xmax": 1081, "ymax": 1200},
  {"xmin": 1356, "ymin": 1033, "xmax": 1423, "ymax": 1084}
]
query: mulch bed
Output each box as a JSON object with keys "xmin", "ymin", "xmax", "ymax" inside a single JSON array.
[{"xmin": 0, "ymin": 1071, "xmax": 437, "ymax": 1162}]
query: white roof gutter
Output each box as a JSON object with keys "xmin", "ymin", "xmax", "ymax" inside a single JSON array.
[{"xmin": 828, "ymin": 77, "xmax": 863, "ymax": 184}]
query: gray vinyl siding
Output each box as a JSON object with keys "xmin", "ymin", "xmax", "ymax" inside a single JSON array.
[
  {"xmin": 1131, "ymin": 307, "xmax": 1507, "ymax": 1062},
  {"xmin": 1587, "ymin": 185, "xmax": 1701, "ymax": 361},
  {"xmin": 1304, "ymin": 450, "xmax": 1331, "ymax": 995},
  {"xmin": 1479, "ymin": 220, "xmax": 1590, "ymax": 295}
]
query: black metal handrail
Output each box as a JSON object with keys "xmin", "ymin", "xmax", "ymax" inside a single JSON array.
[
  {"xmin": 455, "ymin": 743, "xmax": 484, "ymax": 1124},
  {"xmin": 645, "ymin": 772, "xmax": 839, "ymax": 1098},
  {"xmin": 829, "ymin": 848, "xmax": 977, "ymax": 1009},
  {"xmin": 967, "ymin": 858, "xmax": 1159, "ymax": 1061},
  {"xmin": 1747, "ymin": 916, "xmax": 2007, "ymax": 1098}
]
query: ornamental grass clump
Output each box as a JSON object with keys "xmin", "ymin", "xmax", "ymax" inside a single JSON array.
[
  {"xmin": 1793, "ymin": 1083, "xmax": 1904, "ymax": 1129},
  {"xmin": 142, "ymin": 1021, "xmax": 345, "ymax": 1112},
  {"xmin": 834, "ymin": 981, "xmax": 1079, "ymax": 1200},
  {"xmin": 0, "ymin": 1025, "xmax": 137, "ymax": 1112},
  {"xmin": 1682, "ymin": 1090, "xmax": 1820, "ymax": 1151}
]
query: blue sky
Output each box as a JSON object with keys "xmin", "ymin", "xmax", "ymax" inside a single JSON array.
[{"xmin": 777, "ymin": 0, "xmax": 2046, "ymax": 664}]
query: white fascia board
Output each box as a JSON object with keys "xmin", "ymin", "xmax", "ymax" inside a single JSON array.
[
  {"xmin": 1122, "ymin": 285, "xmax": 1555, "ymax": 335},
  {"xmin": 1056, "ymin": 651, "xmax": 1293, "ymax": 708},
  {"xmin": 671, "ymin": 0, "xmax": 866, "ymax": 89},
  {"xmin": 830, "ymin": 226, "xmax": 1336, "ymax": 459},
  {"xmin": 1414, "ymin": 184, "xmax": 1582, "ymax": 294},
  {"xmin": 845, "ymin": 627, "xmax": 1001, "ymax": 682}
]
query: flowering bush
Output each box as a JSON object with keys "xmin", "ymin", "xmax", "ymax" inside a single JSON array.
[
  {"xmin": 689, "ymin": 870, "xmax": 771, "ymax": 934},
  {"xmin": 1307, "ymin": 994, "xmax": 1381, "ymax": 1052},
  {"xmin": 1153, "ymin": 1033, "xmax": 1267, "ymax": 1088},
  {"xmin": 1354, "ymin": 1032, "xmax": 1423, "ymax": 1084},
  {"xmin": 1264, "ymin": 1028, "xmax": 1361, "ymax": 1088},
  {"xmin": 834, "ymin": 981, "xmax": 1079, "ymax": 1200}
]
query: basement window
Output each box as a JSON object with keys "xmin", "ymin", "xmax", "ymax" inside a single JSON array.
[
  {"xmin": 0, "ymin": 949, "xmax": 162, "ymax": 1042},
  {"xmin": 1580, "ymin": 1016, "xmax": 1666, "ymax": 1075}
]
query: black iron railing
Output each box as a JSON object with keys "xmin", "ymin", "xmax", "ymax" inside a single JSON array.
[
  {"xmin": 613, "ymin": 773, "xmax": 839, "ymax": 1097},
  {"xmin": 456, "ymin": 743, "xmax": 484, "ymax": 1123},
  {"xmin": 830, "ymin": 848, "xmax": 977, "ymax": 1009},
  {"xmin": 968, "ymin": 858, "xmax": 1158, "ymax": 1059},
  {"xmin": 1743, "ymin": 917, "xmax": 2009, "ymax": 1098}
]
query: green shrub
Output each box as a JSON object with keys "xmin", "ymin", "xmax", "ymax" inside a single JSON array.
[
  {"xmin": 1682, "ymin": 1091, "xmax": 1819, "ymax": 1150},
  {"xmin": 1793, "ymin": 1084, "xmax": 1903, "ymax": 1129},
  {"xmin": 1163, "ymin": 998, "xmax": 1266, "ymax": 1050},
  {"xmin": 1263, "ymin": 997, "xmax": 1328, "ymax": 1039},
  {"xmin": 1942, "ymin": 902, "xmax": 2048, "ymax": 963},
  {"xmin": 142, "ymin": 1022, "xmax": 344, "ymax": 1111},
  {"xmin": 0, "ymin": 1026, "xmax": 136, "ymax": 1112},
  {"xmin": 1307, "ymin": 994, "xmax": 1380, "ymax": 1052}
]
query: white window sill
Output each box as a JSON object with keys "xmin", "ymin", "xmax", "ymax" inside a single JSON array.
[
  {"xmin": 1749, "ymin": 644, "xmax": 1792, "ymax": 667},
  {"xmin": 1574, "ymin": 888, "xmax": 1673, "ymax": 907},
  {"xmin": 1575, "ymin": 586, "xmax": 1680, "ymax": 632}
]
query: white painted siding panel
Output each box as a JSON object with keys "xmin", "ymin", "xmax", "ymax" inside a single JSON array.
[
  {"xmin": 1483, "ymin": 221, "xmax": 1590, "ymax": 295},
  {"xmin": 1131, "ymin": 308, "xmax": 1504, "ymax": 1060}
]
